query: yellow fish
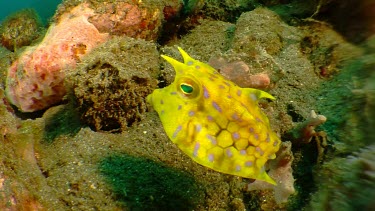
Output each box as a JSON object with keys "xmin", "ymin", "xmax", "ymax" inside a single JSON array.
[{"xmin": 147, "ymin": 47, "xmax": 281, "ymax": 184}]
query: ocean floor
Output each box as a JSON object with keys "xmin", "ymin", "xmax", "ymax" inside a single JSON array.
[{"xmin": 0, "ymin": 0, "xmax": 374, "ymax": 210}]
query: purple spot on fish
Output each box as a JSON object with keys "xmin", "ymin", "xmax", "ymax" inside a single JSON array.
[
  {"xmin": 254, "ymin": 134, "xmax": 259, "ymax": 140},
  {"xmin": 187, "ymin": 61, "xmax": 193, "ymax": 66},
  {"xmin": 240, "ymin": 149, "xmax": 247, "ymax": 155},
  {"xmin": 256, "ymin": 147, "xmax": 264, "ymax": 156},
  {"xmin": 212, "ymin": 101, "xmax": 222, "ymax": 113},
  {"xmin": 232, "ymin": 132, "xmax": 240, "ymax": 140},
  {"xmin": 245, "ymin": 161, "xmax": 253, "ymax": 167},
  {"xmin": 172, "ymin": 125, "xmax": 182, "ymax": 138},
  {"xmin": 203, "ymin": 85, "xmax": 210, "ymax": 99},
  {"xmin": 193, "ymin": 142, "xmax": 200, "ymax": 157},
  {"xmin": 206, "ymin": 134, "xmax": 217, "ymax": 145},
  {"xmin": 207, "ymin": 115, "xmax": 214, "ymax": 122},
  {"xmin": 273, "ymin": 140, "xmax": 278, "ymax": 147},
  {"xmin": 227, "ymin": 95, "xmax": 232, "ymax": 99},
  {"xmin": 232, "ymin": 113, "xmax": 240, "ymax": 121},
  {"xmin": 266, "ymin": 134, "xmax": 270, "ymax": 142},
  {"xmin": 209, "ymin": 77, "xmax": 215, "ymax": 81},
  {"xmin": 195, "ymin": 124, "xmax": 202, "ymax": 132},
  {"xmin": 188, "ymin": 110, "xmax": 195, "ymax": 117},
  {"xmin": 226, "ymin": 148, "xmax": 233, "ymax": 158},
  {"xmin": 249, "ymin": 127, "xmax": 254, "ymax": 133},
  {"xmin": 195, "ymin": 65, "xmax": 200, "ymax": 69},
  {"xmin": 170, "ymin": 92, "xmax": 177, "ymax": 95},
  {"xmin": 235, "ymin": 165, "xmax": 241, "ymax": 171},
  {"xmin": 256, "ymin": 117, "xmax": 262, "ymax": 123},
  {"xmin": 237, "ymin": 90, "xmax": 242, "ymax": 96},
  {"xmin": 178, "ymin": 105, "xmax": 182, "ymax": 110},
  {"xmin": 219, "ymin": 84, "xmax": 225, "ymax": 89},
  {"xmin": 208, "ymin": 154, "xmax": 214, "ymax": 162},
  {"xmin": 160, "ymin": 100, "xmax": 164, "ymax": 104}
]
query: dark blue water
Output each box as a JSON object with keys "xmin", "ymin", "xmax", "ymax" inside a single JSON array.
[{"xmin": 0, "ymin": 0, "xmax": 62, "ymax": 25}]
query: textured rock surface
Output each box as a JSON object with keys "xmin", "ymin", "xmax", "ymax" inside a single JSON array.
[
  {"xmin": 233, "ymin": 8, "xmax": 286, "ymax": 55},
  {"xmin": 5, "ymin": 0, "xmax": 173, "ymax": 112},
  {"xmin": 0, "ymin": 8, "xmax": 42, "ymax": 51},
  {"xmin": 70, "ymin": 36, "xmax": 159, "ymax": 132},
  {"xmin": 5, "ymin": 4, "xmax": 109, "ymax": 112}
]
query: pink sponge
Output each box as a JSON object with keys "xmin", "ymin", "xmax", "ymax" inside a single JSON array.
[{"xmin": 5, "ymin": 4, "xmax": 109, "ymax": 112}]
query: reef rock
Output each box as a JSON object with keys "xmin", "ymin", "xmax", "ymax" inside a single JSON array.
[
  {"xmin": 70, "ymin": 36, "xmax": 159, "ymax": 132},
  {"xmin": 5, "ymin": 0, "xmax": 172, "ymax": 112},
  {"xmin": 5, "ymin": 3, "xmax": 109, "ymax": 112},
  {"xmin": 0, "ymin": 8, "xmax": 42, "ymax": 52}
]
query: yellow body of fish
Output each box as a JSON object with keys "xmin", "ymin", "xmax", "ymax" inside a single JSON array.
[{"xmin": 147, "ymin": 47, "xmax": 281, "ymax": 185}]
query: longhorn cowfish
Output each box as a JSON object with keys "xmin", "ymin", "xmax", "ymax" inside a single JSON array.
[{"xmin": 147, "ymin": 47, "xmax": 281, "ymax": 184}]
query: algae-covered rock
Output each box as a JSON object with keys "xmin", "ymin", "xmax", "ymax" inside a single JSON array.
[
  {"xmin": 0, "ymin": 47, "xmax": 13, "ymax": 89},
  {"xmin": 192, "ymin": 0, "xmax": 256, "ymax": 22},
  {"xmin": 309, "ymin": 145, "xmax": 375, "ymax": 211},
  {"xmin": 53, "ymin": 0, "xmax": 180, "ymax": 41},
  {"xmin": 233, "ymin": 8, "xmax": 289, "ymax": 55},
  {"xmin": 0, "ymin": 8, "xmax": 43, "ymax": 51},
  {"xmin": 299, "ymin": 21, "xmax": 363, "ymax": 78},
  {"xmin": 179, "ymin": 19, "xmax": 235, "ymax": 61},
  {"xmin": 70, "ymin": 36, "xmax": 159, "ymax": 132}
]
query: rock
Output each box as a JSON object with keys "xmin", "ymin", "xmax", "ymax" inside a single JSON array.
[
  {"xmin": 5, "ymin": 3, "xmax": 109, "ymax": 112},
  {"xmin": 70, "ymin": 36, "xmax": 159, "ymax": 132}
]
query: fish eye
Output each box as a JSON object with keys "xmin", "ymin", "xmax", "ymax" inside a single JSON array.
[
  {"xmin": 176, "ymin": 76, "xmax": 200, "ymax": 99},
  {"xmin": 180, "ymin": 83, "xmax": 193, "ymax": 94}
]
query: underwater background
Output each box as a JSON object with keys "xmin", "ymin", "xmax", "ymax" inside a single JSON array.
[
  {"xmin": 0, "ymin": 0, "xmax": 61, "ymax": 25},
  {"xmin": 0, "ymin": 0, "xmax": 374, "ymax": 210}
]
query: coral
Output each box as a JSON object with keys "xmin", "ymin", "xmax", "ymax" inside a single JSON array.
[
  {"xmin": 288, "ymin": 110, "xmax": 327, "ymax": 143},
  {"xmin": 70, "ymin": 36, "xmax": 159, "ymax": 132},
  {"xmin": 87, "ymin": 1, "xmax": 166, "ymax": 40},
  {"xmin": 0, "ymin": 8, "xmax": 42, "ymax": 51},
  {"xmin": 247, "ymin": 141, "xmax": 295, "ymax": 205},
  {"xmin": 54, "ymin": 0, "xmax": 178, "ymax": 40},
  {"xmin": 5, "ymin": 3, "xmax": 109, "ymax": 112},
  {"xmin": 5, "ymin": 0, "xmax": 173, "ymax": 113},
  {"xmin": 287, "ymin": 110, "xmax": 327, "ymax": 162},
  {"xmin": 208, "ymin": 56, "xmax": 271, "ymax": 89}
]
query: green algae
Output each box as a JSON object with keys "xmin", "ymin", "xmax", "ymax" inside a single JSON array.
[
  {"xmin": 43, "ymin": 104, "xmax": 82, "ymax": 144},
  {"xmin": 308, "ymin": 146, "xmax": 375, "ymax": 211},
  {"xmin": 99, "ymin": 154, "xmax": 204, "ymax": 210}
]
